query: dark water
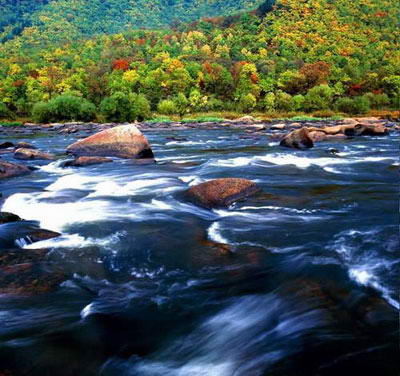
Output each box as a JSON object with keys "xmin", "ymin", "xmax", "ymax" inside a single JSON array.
[{"xmin": 0, "ymin": 128, "xmax": 399, "ymax": 375}]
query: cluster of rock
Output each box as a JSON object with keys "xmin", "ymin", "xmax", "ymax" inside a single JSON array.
[{"xmin": 279, "ymin": 118, "xmax": 390, "ymax": 150}]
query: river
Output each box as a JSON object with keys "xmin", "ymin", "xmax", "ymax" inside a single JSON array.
[{"xmin": 0, "ymin": 126, "xmax": 398, "ymax": 375}]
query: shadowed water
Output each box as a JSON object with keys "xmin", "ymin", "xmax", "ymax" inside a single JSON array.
[{"xmin": 0, "ymin": 128, "xmax": 398, "ymax": 375}]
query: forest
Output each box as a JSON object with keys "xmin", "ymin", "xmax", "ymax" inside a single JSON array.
[{"xmin": 0, "ymin": 0, "xmax": 399, "ymax": 123}]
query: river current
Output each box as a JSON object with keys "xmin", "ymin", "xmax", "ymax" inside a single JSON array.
[{"xmin": 0, "ymin": 127, "xmax": 399, "ymax": 375}]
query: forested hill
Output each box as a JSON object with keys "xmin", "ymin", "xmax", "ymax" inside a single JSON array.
[
  {"xmin": 0, "ymin": 0, "xmax": 264, "ymax": 42},
  {"xmin": 0, "ymin": 0, "xmax": 398, "ymax": 122}
]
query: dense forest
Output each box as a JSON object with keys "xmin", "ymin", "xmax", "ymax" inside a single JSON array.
[
  {"xmin": 0, "ymin": 0, "xmax": 263, "ymax": 42},
  {"xmin": 0, "ymin": 0, "xmax": 399, "ymax": 122}
]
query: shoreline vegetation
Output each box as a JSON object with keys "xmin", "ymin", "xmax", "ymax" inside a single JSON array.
[{"xmin": 0, "ymin": 0, "xmax": 399, "ymax": 126}]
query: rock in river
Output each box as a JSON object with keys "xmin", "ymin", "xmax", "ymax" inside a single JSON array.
[
  {"xmin": 280, "ymin": 128, "xmax": 314, "ymax": 150},
  {"xmin": 66, "ymin": 124, "xmax": 154, "ymax": 159},
  {"xmin": 0, "ymin": 160, "xmax": 31, "ymax": 179},
  {"xmin": 63, "ymin": 156, "xmax": 113, "ymax": 167},
  {"xmin": 14, "ymin": 148, "xmax": 55, "ymax": 160},
  {"xmin": 187, "ymin": 178, "xmax": 260, "ymax": 208}
]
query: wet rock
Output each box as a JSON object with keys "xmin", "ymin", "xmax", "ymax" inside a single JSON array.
[
  {"xmin": 14, "ymin": 148, "xmax": 55, "ymax": 161},
  {"xmin": 0, "ymin": 212, "xmax": 21, "ymax": 224},
  {"xmin": 187, "ymin": 178, "xmax": 260, "ymax": 208},
  {"xmin": 66, "ymin": 124, "xmax": 154, "ymax": 159},
  {"xmin": 234, "ymin": 116, "xmax": 257, "ymax": 123},
  {"xmin": 0, "ymin": 161, "xmax": 31, "ymax": 179},
  {"xmin": 63, "ymin": 156, "xmax": 113, "ymax": 167},
  {"xmin": 0, "ymin": 142, "xmax": 14, "ymax": 149},
  {"xmin": 15, "ymin": 141, "xmax": 36, "ymax": 149},
  {"xmin": 270, "ymin": 123, "xmax": 286, "ymax": 130},
  {"xmin": 344, "ymin": 123, "xmax": 388, "ymax": 137},
  {"xmin": 0, "ymin": 248, "xmax": 65, "ymax": 296},
  {"xmin": 28, "ymin": 229, "xmax": 61, "ymax": 243},
  {"xmin": 280, "ymin": 128, "xmax": 314, "ymax": 150},
  {"xmin": 308, "ymin": 131, "xmax": 327, "ymax": 142},
  {"xmin": 325, "ymin": 134, "xmax": 347, "ymax": 141}
]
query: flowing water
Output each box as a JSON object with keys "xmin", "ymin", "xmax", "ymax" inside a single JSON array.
[{"xmin": 0, "ymin": 128, "xmax": 399, "ymax": 375}]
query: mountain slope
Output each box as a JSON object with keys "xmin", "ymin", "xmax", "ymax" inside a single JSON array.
[{"xmin": 0, "ymin": 0, "xmax": 264, "ymax": 42}]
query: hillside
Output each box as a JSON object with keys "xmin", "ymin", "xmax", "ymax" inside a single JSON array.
[
  {"xmin": 0, "ymin": 0, "xmax": 399, "ymax": 122},
  {"xmin": 0, "ymin": 0, "xmax": 263, "ymax": 42}
]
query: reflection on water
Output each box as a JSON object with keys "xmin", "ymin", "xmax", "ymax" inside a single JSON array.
[{"xmin": 0, "ymin": 129, "xmax": 398, "ymax": 375}]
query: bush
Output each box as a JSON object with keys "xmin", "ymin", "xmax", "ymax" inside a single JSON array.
[
  {"xmin": 100, "ymin": 92, "xmax": 132, "ymax": 122},
  {"xmin": 158, "ymin": 99, "xmax": 177, "ymax": 115},
  {"xmin": 262, "ymin": 92, "xmax": 275, "ymax": 111},
  {"xmin": 205, "ymin": 97, "xmax": 224, "ymax": 111},
  {"xmin": 275, "ymin": 91, "xmax": 293, "ymax": 112},
  {"xmin": 291, "ymin": 94, "xmax": 305, "ymax": 111},
  {"xmin": 365, "ymin": 93, "xmax": 390, "ymax": 109},
  {"xmin": 336, "ymin": 96, "xmax": 370, "ymax": 115},
  {"xmin": 303, "ymin": 84, "xmax": 334, "ymax": 112},
  {"xmin": 238, "ymin": 93, "xmax": 257, "ymax": 113},
  {"xmin": 133, "ymin": 94, "xmax": 151, "ymax": 121},
  {"xmin": 32, "ymin": 94, "xmax": 96, "ymax": 123},
  {"xmin": 173, "ymin": 93, "xmax": 189, "ymax": 117},
  {"xmin": 0, "ymin": 102, "xmax": 15, "ymax": 119}
]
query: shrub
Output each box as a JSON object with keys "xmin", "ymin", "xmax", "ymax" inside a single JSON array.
[
  {"xmin": 173, "ymin": 93, "xmax": 189, "ymax": 117},
  {"xmin": 158, "ymin": 99, "xmax": 177, "ymax": 115},
  {"xmin": 291, "ymin": 94, "xmax": 305, "ymax": 111},
  {"xmin": 32, "ymin": 102, "xmax": 55, "ymax": 123},
  {"xmin": 205, "ymin": 97, "xmax": 224, "ymax": 111},
  {"xmin": 133, "ymin": 94, "xmax": 151, "ymax": 121},
  {"xmin": 275, "ymin": 90, "xmax": 292, "ymax": 112},
  {"xmin": 336, "ymin": 96, "xmax": 370, "ymax": 115},
  {"xmin": 32, "ymin": 94, "xmax": 96, "ymax": 123},
  {"xmin": 303, "ymin": 84, "xmax": 334, "ymax": 112},
  {"xmin": 262, "ymin": 92, "xmax": 275, "ymax": 111},
  {"xmin": 238, "ymin": 93, "xmax": 257, "ymax": 113},
  {"xmin": 365, "ymin": 93, "xmax": 390, "ymax": 109},
  {"xmin": 0, "ymin": 102, "xmax": 15, "ymax": 119},
  {"xmin": 100, "ymin": 92, "xmax": 133, "ymax": 122}
]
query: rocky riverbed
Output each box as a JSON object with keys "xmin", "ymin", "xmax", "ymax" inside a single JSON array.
[{"xmin": 0, "ymin": 117, "xmax": 399, "ymax": 376}]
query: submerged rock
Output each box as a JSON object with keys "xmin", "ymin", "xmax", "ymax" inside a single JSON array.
[
  {"xmin": 0, "ymin": 141, "xmax": 14, "ymax": 149},
  {"xmin": 15, "ymin": 141, "xmax": 37, "ymax": 149},
  {"xmin": 0, "ymin": 160, "xmax": 31, "ymax": 179},
  {"xmin": 187, "ymin": 178, "xmax": 260, "ymax": 208},
  {"xmin": 280, "ymin": 128, "xmax": 314, "ymax": 150},
  {"xmin": 14, "ymin": 148, "xmax": 54, "ymax": 160},
  {"xmin": 66, "ymin": 124, "xmax": 154, "ymax": 159},
  {"xmin": 0, "ymin": 212, "xmax": 21, "ymax": 224},
  {"xmin": 63, "ymin": 156, "xmax": 113, "ymax": 167}
]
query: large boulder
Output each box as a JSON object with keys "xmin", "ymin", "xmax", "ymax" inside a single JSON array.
[
  {"xmin": 0, "ymin": 161, "xmax": 31, "ymax": 179},
  {"xmin": 66, "ymin": 124, "xmax": 154, "ymax": 159},
  {"xmin": 14, "ymin": 148, "xmax": 54, "ymax": 161},
  {"xmin": 187, "ymin": 178, "xmax": 260, "ymax": 208},
  {"xmin": 344, "ymin": 123, "xmax": 388, "ymax": 137},
  {"xmin": 280, "ymin": 128, "xmax": 314, "ymax": 150}
]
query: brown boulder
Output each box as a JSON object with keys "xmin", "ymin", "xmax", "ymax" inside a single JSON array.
[
  {"xmin": 14, "ymin": 148, "xmax": 54, "ymax": 160},
  {"xmin": 344, "ymin": 123, "xmax": 388, "ymax": 137},
  {"xmin": 66, "ymin": 124, "xmax": 154, "ymax": 159},
  {"xmin": 64, "ymin": 156, "xmax": 113, "ymax": 167},
  {"xmin": 187, "ymin": 178, "xmax": 260, "ymax": 208},
  {"xmin": 0, "ymin": 161, "xmax": 31, "ymax": 179},
  {"xmin": 308, "ymin": 131, "xmax": 327, "ymax": 142},
  {"xmin": 280, "ymin": 128, "xmax": 314, "ymax": 150},
  {"xmin": 15, "ymin": 141, "xmax": 37, "ymax": 150}
]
